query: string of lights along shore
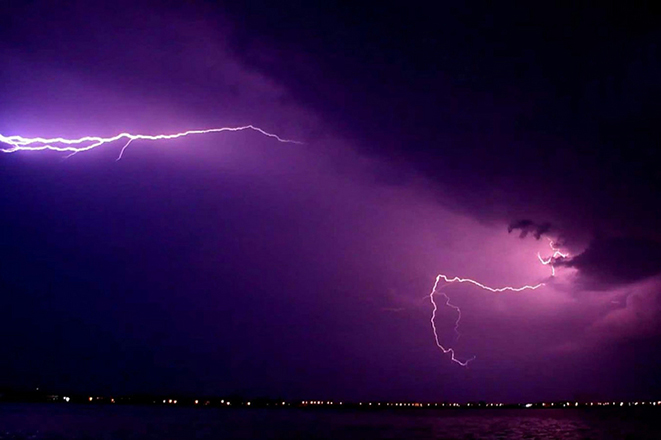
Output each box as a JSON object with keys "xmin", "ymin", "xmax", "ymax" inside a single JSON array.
[
  {"xmin": 12, "ymin": 393, "xmax": 661, "ymax": 410},
  {"xmin": 0, "ymin": 125, "xmax": 570, "ymax": 368}
]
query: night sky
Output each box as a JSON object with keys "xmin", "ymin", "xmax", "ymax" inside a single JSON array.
[{"xmin": 1, "ymin": 1, "xmax": 660, "ymax": 403}]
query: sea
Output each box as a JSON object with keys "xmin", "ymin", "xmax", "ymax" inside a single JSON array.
[{"xmin": 1, "ymin": 403, "xmax": 660, "ymax": 439}]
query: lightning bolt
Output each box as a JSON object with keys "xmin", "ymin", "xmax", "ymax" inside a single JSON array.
[
  {"xmin": 429, "ymin": 275, "xmax": 544, "ymax": 366},
  {"xmin": 537, "ymin": 239, "xmax": 569, "ymax": 277},
  {"xmin": 4, "ymin": 124, "xmax": 570, "ymax": 369},
  {"xmin": 429, "ymin": 278, "xmax": 473, "ymax": 366},
  {"xmin": 430, "ymin": 238, "xmax": 567, "ymax": 366},
  {"xmin": 0, "ymin": 125, "xmax": 301, "ymax": 160}
]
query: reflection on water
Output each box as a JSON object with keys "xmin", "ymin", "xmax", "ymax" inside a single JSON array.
[{"xmin": 1, "ymin": 404, "xmax": 660, "ymax": 439}]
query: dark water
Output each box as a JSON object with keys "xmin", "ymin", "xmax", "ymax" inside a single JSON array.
[{"xmin": 1, "ymin": 404, "xmax": 660, "ymax": 439}]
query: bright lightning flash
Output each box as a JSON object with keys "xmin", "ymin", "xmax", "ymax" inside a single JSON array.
[
  {"xmin": 0, "ymin": 125, "xmax": 301, "ymax": 160},
  {"xmin": 430, "ymin": 238, "xmax": 568, "ymax": 366},
  {"xmin": 537, "ymin": 239, "xmax": 569, "ymax": 276}
]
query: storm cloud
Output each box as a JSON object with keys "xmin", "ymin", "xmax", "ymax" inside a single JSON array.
[
  {"xmin": 507, "ymin": 220, "xmax": 552, "ymax": 240},
  {"xmin": 2, "ymin": 0, "xmax": 661, "ymax": 403},
  {"xmin": 559, "ymin": 237, "xmax": 661, "ymax": 287}
]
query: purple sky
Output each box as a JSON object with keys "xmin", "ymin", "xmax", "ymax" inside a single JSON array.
[{"xmin": 1, "ymin": 1, "xmax": 660, "ymax": 402}]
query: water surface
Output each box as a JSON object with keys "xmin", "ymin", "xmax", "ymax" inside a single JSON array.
[{"xmin": 1, "ymin": 404, "xmax": 659, "ymax": 439}]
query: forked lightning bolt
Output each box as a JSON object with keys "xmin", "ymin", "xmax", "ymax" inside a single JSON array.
[
  {"xmin": 0, "ymin": 125, "xmax": 301, "ymax": 160},
  {"xmin": 430, "ymin": 238, "xmax": 567, "ymax": 366},
  {"xmin": 429, "ymin": 275, "xmax": 544, "ymax": 366},
  {"xmin": 537, "ymin": 239, "xmax": 569, "ymax": 276}
]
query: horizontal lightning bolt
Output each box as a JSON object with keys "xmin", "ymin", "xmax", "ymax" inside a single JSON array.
[
  {"xmin": 0, "ymin": 125, "xmax": 301, "ymax": 160},
  {"xmin": 435, "ymin": 274, "xmax": 545, "ymax": 293}
]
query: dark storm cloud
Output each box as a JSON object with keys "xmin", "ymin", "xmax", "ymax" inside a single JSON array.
[
  {"xmin": 559, "ymin": 237, "xmax": 661, "ymax": 287},
  {"xmin": 215, "ymin": 3, "xmax": 661, "ymax": 399},
  {"xmin": 3, "ymin": 0, "xmax": 661, "ymax": 403},
  {"xmin": 222, "ymin": 2, "xmax": 661, "ymax": 245},
  {"xmin": 507, "ymin": 220, "xmax": 551, "ymax": 240}
]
